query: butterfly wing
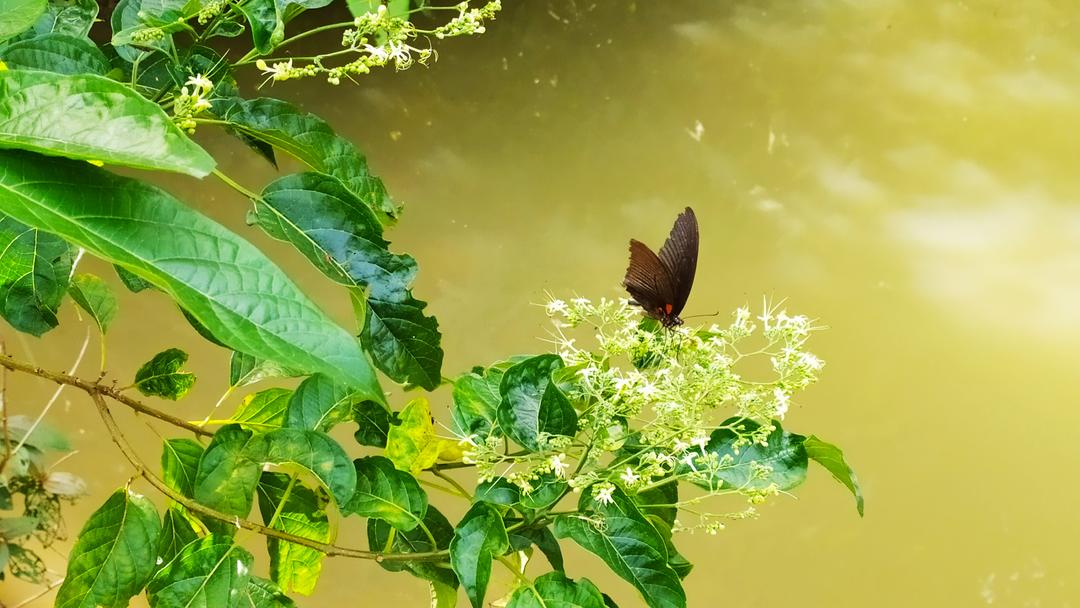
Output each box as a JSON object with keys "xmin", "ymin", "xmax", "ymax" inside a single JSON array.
[
  {"xmin": 623, "ymin": 239, "xmax": 676, "ymax": 317},
  {"xmin": 656, "ymin": 206, "xmax": 699, "ymax": 316}
]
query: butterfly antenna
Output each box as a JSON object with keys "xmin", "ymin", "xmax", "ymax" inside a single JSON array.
[{"xmin": 681, "ymin": 311, "xmax": 720, "ymax": 320}]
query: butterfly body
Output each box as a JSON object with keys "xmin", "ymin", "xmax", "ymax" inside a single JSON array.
[{"xmin": 622, "ymin": 207, "xmax": 699, "ymax": 328}]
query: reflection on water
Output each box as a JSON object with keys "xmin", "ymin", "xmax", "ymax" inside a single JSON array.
[{"xmin": 5, "ymin": 1, "xmax": 1080, "ymax": 605}]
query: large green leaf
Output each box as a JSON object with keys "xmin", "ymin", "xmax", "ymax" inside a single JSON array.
[
  {"xmin": 0, "ymin": 214, "xmax": 73, "ymax": 336},
  {"xmin": 353, "ymin": 400, "xmax": 395, "ymax": 448},
  {"xmin": 686, "ymin": 418, "xmax": 808, "ymax": 492},
  {"xmin": 161, "ymin": 438, "xmax": 203, "ymax": 498},
  {"xmin": 0, "ymin": 0, "xmax": 46, "ymax": 41},
  {"xmin": 68, "ymin": 272, "xmax": 118, "ymax": 334},
  {"xmin": 194, "ymin": 425, "xmax": 356, "ymax": 517},
  {"xmin": 0, "ymin": 151, "xmax": 384, "ymax": 400},
  {"xmin": 146, "ymin": 535, "xmax": 253, "ymax": 608},
  {"xmin": 507, "ymin": 526, "xmax": 564, "ymax": 572},
  {"xmin": 286, "ymin": 373, "xmax": 362, "ymax": 432},
  {"xmin": 157, "ymin": 507, "xmax": 200, "ymax": 566},
  {"xmin": 244, "ymin": 577, "xmax": 297, "ymax": 607},
  {"xmin": 229, "ymin": 351, "xmax": 302, "ymax": 388},
  {"xmin": 134, "ymin": 348, "xmax": 195, "ymax": 400},
  {"xmin": 802, "ymin": 435, "xmax": 864, "ymax": 516},
  {"xmin": 0, "ymin": 33, "xmax": 110, "ymax": 74},
  {"xmin": 451, "ymin": 366, "xmax": 503, "ymax": 437},
  {"xmin": 109, "ymin": 0, "xmax": 193, "ymax": 61},
  {"xmin": 26, "ymin": 0, "xmax": 98, "ymax": 38},
  {"xmin": 0, "ymin": 71, "xmax": 213, "ymax": 176},
  {"xmin": 506, "ymin": 572, "xmax": 606, "ymax": 608},
  {"xmin": 386, "ymin": 397, "xmax": 449, "ymax": 475},
  {"xmin": 450, "ymin": 502, "xmax": 509, "ymax": 608},
  {"xmin": 55, "ymin": 490, "xmax": 162, "ymax": 608},
  {"xmin": 229, "ymin": 387, "xmax": 293, "ymax": 429},
  {"xmin": 256, "ymin": 473, "xmax": 331, "ymax": 595},
  {"xmin": 256, "ymin": 172, "xmax": 442, "ymax": 390},
  {"xmin": 214, "ymin": 97, "xmax": 397, "ymax": 223},
  {"xmin": 497, "ymin": 355, "xmax": 577, "ymax": 451},
  {"xmin": 554, "ymin": 487, "xmax": 685, "ymax": 608},
  {"xmin": 345, "ymin": 456, "xmax": 427, "ymax": 531}
]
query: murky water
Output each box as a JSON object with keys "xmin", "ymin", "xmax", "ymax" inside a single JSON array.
[{"xmin": 6, "ymin": 1, "xmax": 1080, "ymax": 605}]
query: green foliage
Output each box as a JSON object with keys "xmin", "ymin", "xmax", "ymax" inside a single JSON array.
[
  {"xmin": 353, "ymin": 401, "xmax": 396, "ymax": 447},
  {"xmin": 497, "ymin": 354, "xmax": 577, "ymax": 451},
  {"xmin": 55, "ymin": 490, "xmax": 161, "ymax": 608},
  {"xmin": 135, "ymin": 348, "xmax": 196, "ymax": 400},
  {"xmin": 450, "ymin": 502, "xmax": 509, "ymax": 608},
  {"xmin": 161, "ymin": 438, "xmax": 204, "ymax": 497},
  {"xmin": 506, "ymin": 572, "xmax": 607, "ymax": 608},
  {"xmin": 346, "ymin": 456, "xmax": 427, "ymax": 531},
  {"xmin": 24, "ymin": 0, "xmax": 98, "ymax": 38},
  {"xmin": 367, "ymin": 504, "xmax": 456, "ymax": 588},
  {"xmin": 686, "ymin": 417, "xmax": 808, "ymax": 492},
  {"xmin": 0, "ymin": 151, "xmax": 383, "ymax": 400},
  {"xmin": 285, "ymin": 373, "xmax": 362, "ymax": 432},
  {"xmin": 803, "ymin": 435, "xmax": 865, "ymax": 516},
  {"xmin": 229, "ymin": 351, "xmax": 302, "ymax": 388},
  {"xmin": 230, "ymin": 388, "xmax": 293, "ymax": 429},
  {"xmin": 69, "ymin": 273, "xmax": 118, "ymax": 334},
  {"xmin": 146, "ymin": 535, "xmax": 254, "ymax": 607},
  {"xmin": 0, "ymin": 33, "xmax": 110, "ymax": 74},
  {"xmin": 256, "ymin": 473, "xmax": 332, "ymax": 595},
  {"xmin": 0, "ymin": 214, "xmax": 73, "ymax": 336},
  {"xmin": 0, "ymin": 71, "xmax": 214, "ymax": 175},
  {"xmin": 386, "ymin": 397, "xmax": 451, "ymax": 475},
  {"xmin": 0, "ymin": 0, "xmax": 46, "ymax": 42},
  {"xmin": 554, "ymin": 487, "xmax": 686, "ymax": 608}
]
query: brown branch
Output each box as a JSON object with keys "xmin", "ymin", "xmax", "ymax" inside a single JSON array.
[
  {"xmin": 91, "ymin": 392, "xmax": 447, "ymax": 563},
  {"xmin": 0, "ymin": 354, "xmax": 212, "ymax": 438},
  {"xmin": 0, "ymin": 339, "xmax": 11, "ymax": 473}
]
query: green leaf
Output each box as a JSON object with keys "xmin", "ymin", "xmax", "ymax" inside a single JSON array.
[
  {"xmin": 0, "ymin": 0, "xmax": 46, "ymax": 41},
  {"xmin": 236, "ymin": 0, "xmax": 281, "ymax": 53},
  {"xmin": 229, "ymin": 351, "xmax": 301, "ymax": 388},
  {"xmin": 193, "ymin": 425, "xmax": 266, "ymax": 517},
  {"xmin": 473, "ymin": 478, "xmax": 519, "ymax": 506},
  {"xmin": 686, "ymin": 417, "xmax": 808, "ymax": 492},
  {"xmin": 387, "ymin": 0, "xmax": 410, "ymax": 18},
  {"xmin": 194, "ymin": 425, "xmax": 357, "ymax": 517},
  {"xmin": 367, "ymin": 504, "xmax": 456, "ymax": 587},
  {"xmin": 56, "ymin": 489, "xmax": 162, "ymax": 608},
  {"xmin": 386, "ymin": 397, "xmax": 449, "ymax": 475},
  {"xmin": 554, "ymin": 487, "xmax": 685, "ymax": 608},
  {"xmin": 214, "ymin": 97, "xmax": 398, "ymax": 224},
  {"xmin": 0, "ymin": 33, "xmax": 110, "ymax": 74},
  {"xmin": 256, "ymin": 473, "xmax": 331, "ymax": 595},
  {"xmin": 286, "ymin": 373, "xmax": 362, "ymax": 432},
  {"xmin": 114, "ymin": 264, "xmax": 153, "ymax": 292},
  {"xmin": 0, "ymin": 71, "xmax": 214, "ymax": 176},
  {"xmin": 0, "ymin": 541, "xmax": 9, "ymax": 574},
  {"xmin": 0, "ymin": 214, "xmax": 73, "ymax": 336},
  {"xmin": 146, "ymin": 535, "xmax": 253, "ymax": 608},
  {"xmin": 345, "ymin": 456, "xmax": 427, "ymax": 531},
  {"xmin": 450, "ymin": 502, "xmax": 509, "ymax": 608},
  {"xmin": 7, "ymin": 544, "xmax": 46, "ymax": 582},
  {"xmin": 134, "ymin": 348, "xmax": 195, "ymax": 400},
  {"xmin": 245, "ymin": 576, "xmax": 297, "ymax": 607},
  {"xmin": 430, "ymin": 580, "xmax": 458, "ymax": 608},
  {"xmin": 69, "ymin": 273, "xmax": 117, "ymax": 334},
  {"xmin": 451, "ymin": 369, "xmax": 502, "ymax": 437},
  {"xmin": 633, "ymin": 480, "xmax": 677, "ymax": 530},
  {"xmin": 0, "ymin": 150, "xmax": 384, "ymax": 400},
  {"xmin": 25, "ymin": 0, "xmax": 99, "ymax": 38},
  {"xmin": 506, "ymin": 572, "xmax": 606, "ymax": 608},
  {"xmin": 519, "ymin": 474, "xmax": 566, "ymax": 511},
  {"xmin": 0, "ymin": 516, "xmax": 38, "ymax": 540},
  {"xmin": 353, "ymin": 400, "xmax": 395, "ymax": 447},
  {"xmin": 161, "ymin": 438, "xmax": 203, "ymax": 498},
  {"xmin": 109, "ymin": 0, "xmax": 193, "ymax": 61},
  {"xmin": 230, "ymin": 387, "xmax": 293, "ymax": 430},
  {"xmin": 507, "ymin": 526, "xmax": 564, "ymax": 572},
  {"xmin": 802, "ymin": 435, "xmax": 864, "ymax": 516},
  {"xmin": 255, "ymin": 172, "xmax": 442, "ymax": 389},
  {"xmin": 497, "ymin": 355, "xmax": 577, "ymax": 451},
  {"xmin": 157, "ymin": 507, "xmax": 200, "ymax": 566}
]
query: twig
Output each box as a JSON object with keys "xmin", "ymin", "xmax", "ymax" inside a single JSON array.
[
  {"xmin": 0, "ymin": 353, "xmax": 212, "ymax": 438},
  {"xmin": 91, "ymin": 393, "xmax": 447, "ymax": 563},
  {"xmin": 0, "ymin": 338, "xmax": 11, "ymax": 472},
  {"xmin": 9, "ymin": 328, "xmax": 91, "ymax": 459},
  {"xmin": 11, "ymin": 577, "xmax": 64, "ymax": 608}
]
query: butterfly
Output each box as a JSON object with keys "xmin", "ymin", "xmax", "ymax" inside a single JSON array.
[{"xmin": 622, "ymin": 206, "xmax": 699, "ymax": 328}]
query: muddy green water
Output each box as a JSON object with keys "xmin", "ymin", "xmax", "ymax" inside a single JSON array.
[{"xmin": 5, "ymin": 1, "xmax": 1080, "ymax": 606}]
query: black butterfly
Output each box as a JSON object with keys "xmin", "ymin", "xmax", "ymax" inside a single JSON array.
[{"xmin": 622, "ymin": 207, "xmax": 699, "ymax": 328}]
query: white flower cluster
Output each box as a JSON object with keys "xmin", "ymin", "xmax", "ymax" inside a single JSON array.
[
  {"xmin": 171, "ymin": 74, "xmax": 215, "ymax": 134},
  {"xmin": 434, "ymin": 1, "xmax": 501, "ymax": 39}
]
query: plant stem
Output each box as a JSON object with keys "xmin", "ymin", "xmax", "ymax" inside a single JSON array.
[
  {"xmin": 0, "ymin": 353, "xmax": 212, "ymax": 438},
  {"xmin": 267, "ymin": 474, "xmax": 300, "ymax": 529},
  {"xmin": 429, "ymin": 467, "xmax": 471, "ymax": 498},
  {"xmin": 212, "ymin": 169, "xmax": 261, "ymax": 201},
  {"xmin": 91, "ymin": 392, "xmax": 447, "ymax": 562},
  {"xmin": 0, "ymin": 339, "xmax": 10, "ymax": 474}
]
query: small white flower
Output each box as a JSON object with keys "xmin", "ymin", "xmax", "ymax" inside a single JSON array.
[
  {"xmin": 681, "ymin": 453, "xmax": 698, "ymax": 471},
  {"xmin": 638, "ymin": 381, "xmax": 659, "ymax": 399},
  {"xmin": 773, "ymin": 387, "xmax": 790, "ymax": 418},
  {"xmin": 546, "ymin": 299, "xmax": 569, "ymax": 315},
  {"xmin": 185, "ymin": 73, "xmax": 213, "ymax": 93},
  {"xmin": 594, "ymin": 483, "xmax": 615, "ymax": 505},
  {"xmin": 691, "ymin": 434, "xmax": 709, "ymax": 452},
  {"xmin": 364, "ymin": 44, "xmax": 390, "ymax": 62},
  {"xmin": 620, "ymin": 467, "xmax": 640, "ymax": 486},
  {"xmin": 550, "ymin": 453, "xmax": 569, "ymax": 478},
  {"xmin": 672, "ymin": 439, "xmax": 690, "ymax": 453},
  {"xmin": 192, "ymin": 98, "xmax": 213, "ymax": 113}
]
